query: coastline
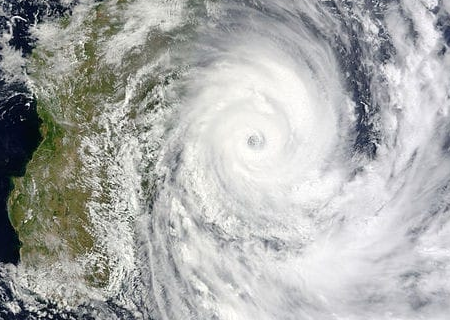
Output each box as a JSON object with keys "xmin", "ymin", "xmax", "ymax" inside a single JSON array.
[{"xmin": 0, "ymin": 91, "xmax": 41, "ymax": 264}]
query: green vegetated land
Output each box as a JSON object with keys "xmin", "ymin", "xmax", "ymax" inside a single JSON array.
[
  {"xmin": 8, "ymin": 0, "xmax": 193, "ymax": 290},
  {"xmin": 8, "ymin": 2, "xmax": 125, "ymax": 288}
]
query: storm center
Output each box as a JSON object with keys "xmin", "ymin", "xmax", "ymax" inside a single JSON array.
[{"xmin": 247, "ymin": 133, "xmax": 265, "ymax": 149}]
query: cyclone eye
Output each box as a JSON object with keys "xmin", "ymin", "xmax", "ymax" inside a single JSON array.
[{"xmin": 247, "ymin": 133, "xmax": 265, "ymax": 149}]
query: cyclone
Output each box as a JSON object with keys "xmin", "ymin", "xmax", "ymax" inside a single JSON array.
[
  {"xmin": 1, "ymin": 0, "xmax": 450, "ymax": 319},
  {"xmin": 148, "ymin": 22, "xmax": 350, "ymax": 319}
]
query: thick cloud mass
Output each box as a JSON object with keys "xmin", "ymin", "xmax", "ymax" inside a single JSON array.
[
  {"xmin": 145, "ymin": 1, "xmax": 450, "ymax": 319},
  {"xmin": 1, "ymin": 0, "xmax": 450, "ymax": 319}
]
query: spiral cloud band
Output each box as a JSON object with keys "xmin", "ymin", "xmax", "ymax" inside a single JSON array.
[
  {"xmin": 1, "ymin": 0, "xmax": 450, "ymax": 319},
  {"xmin": 143, "ymin": 1, "xmax": 450, "ymax": 319}
]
